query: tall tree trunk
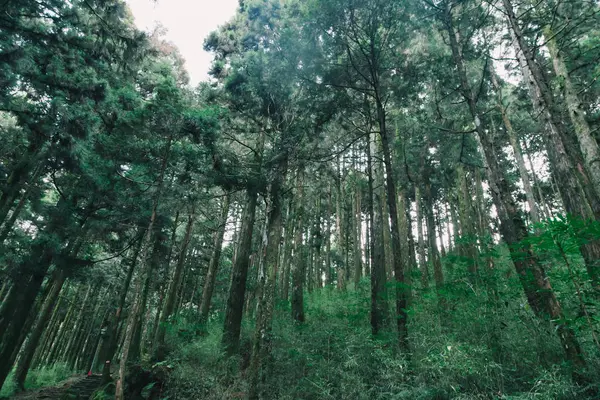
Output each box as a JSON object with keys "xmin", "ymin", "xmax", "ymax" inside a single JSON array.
[
  {"xmin": 335, "ymin": 156, "xmax": 345, "ymax": 290},
  {"xmin": 544, "ymin": 27, "xmax": 600, "ymax": 200},
  {"xmin": 367, "ymin": 134, "xmax": 388, "ymax": 334},
  {"xmin": 0, "ymin": 223, "xmax": 66, "ymax": 390},
  {"xmin": 222, "ymin": 189, "xmax": 258, "ymax": 355},
  {"xmin": 456, "ymin": 165, "xmax": 479, "ymax": 278},
  {"xmin": 506, "ymin": 0, "xmax": 600, "ymax": 291},
  {"xmin": 291, "ymin": 168, "xmax": 306, "ymax": 322},
  {"xmin": 489, "ymin": 66, "xmax": 540, "ymax": 224},
  {"xmin": 149, "ymin": 212, "xmax": 181, "ymax": 346},
  {"xmin": 100, "ymin": 230, "xmax": 144, "ymax": 384},
  {"xmin": 415, "ymin": 186, "xmax": 428, "ymax": 288},
  {"xmin": 424, "ymin": 180, "xmax": 445, "ymax": 313},
  {"xmin": 153, "ymin": 210, "xmax": 195, "ymax": 360},
  {"xmin": 444, "ymin": 4, "xmax": 585, "ymax": 371},
  {"xmin": 313, "ymin": 195, "xmax": 322, "ymax": 289},
  {"xmin": 397, "ymin": 189, "xmax": 413, "ymax": 300},
  {"xmin": 375, "ymin": 92, "xmax": 409, "ymax": 350},
  {"xmin": 199, "ymin": 194, "xmax": 231, "ymax": 322},
  {"xmin": 353, "ymin": 182, "xmax": 363, "ymax": 285},
  {"xmin": 279, "ymin": 198, "xmax": 294, "ymax": 299},
  {"xmin": 115, "ymin": 135, "xmax": 171, "ymax": 400},
  {"xmin": 325, "ymin": 185, "xmax": 333, "ymax": 285},
  {"xmin": 222, "ymin": 130, "xmax": 264, "ymax": 355},
  {"xmin": 247, "ymin": 156, "xmax": 287, "ymax": 400}
]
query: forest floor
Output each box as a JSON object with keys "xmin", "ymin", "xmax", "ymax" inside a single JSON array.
[{"xmin": 8, "ymin": 374, "xmax": 102, "ymax": 400}]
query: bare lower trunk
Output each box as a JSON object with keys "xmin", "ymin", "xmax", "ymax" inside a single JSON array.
[
  {"xmin": 153, "ymin": 210, "xmax": 195, "ymax": 360},
  {"xmin": 291, "ymin": 169, "xmax": 306, "ymax": 322},
  {"xmin": 415, "ymin": 186, "xmax": 428, "ymax": 287},
  {"xmin": 222, "ymin": 189, "xmax": 258, "ymax": 354},
  {"xmin": 368, "ymin": 134, "xmax": 388, "ymax": 334},
  {"xmin": 247, "ymin": 157, "xmax": 287, "ymax": 400},
  {"xmin": 199, "ymin": 194, "xmax": 231, "ymax": 322},
  {"xmin": 353, "ymin": 183, "xmax": 363, "ymax": 285}
]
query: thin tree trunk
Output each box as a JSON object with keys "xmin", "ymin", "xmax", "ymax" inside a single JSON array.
[
  {"xmin": 14, "ymin": 270, "xmax": 66, "ymax": 390},
  {"xmin": 291, "ymin": 168, "xmax": 306, "ymax": 322},
  {"xmin": 326, "ymin": 185, "xmax": 333, "ymax": 285},
  {"xmin": 368, "ymin": 134, "xmax": 388, "ymax": 334},
  {"xmin": 115, "ymin": 134, "xmax": 172, "ymax": 400},
  {"xmin": 505, "ymin": 0, "xmax": 600, "ymax": 291},
  {"xmin": 279, "ymin": 198, "xmax": 294, "ymax": 299},
  {"xmin": 353, "ymin": 183, "xmax": 362, "ymax": 285},
  {"xmin": 153, "ymin": 210, "xmax": 195, "ymax": 360},
  {"xmin": 199, "ymin": 194, "xmax": 231, "ymax": 322},
  {"xmin": 100, "ymin": 230, "xmax": 144, "ymax": 383},
  {"xmin": 415, "ymin": 186, "xmax": 428, "ymax": 288},
  {"xmin": 397, "ymin": 190, "xmax": 413, "ymax": 300},
  {"xmin": 424, "ymin": 180, "xmax": 445, "ymax": 314},
  {"xmin": 456, "ymin": 164, "xmax": 478, "ymax": 278},
  {"xmin": 490, "ymin": 67, "xmax": 540, "ymax": 224},
  {"xmin": 335, "ymin": 156, "xmax": 345, "ymax": 290}
]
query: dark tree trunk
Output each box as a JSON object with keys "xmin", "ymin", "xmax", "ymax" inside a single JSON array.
[
  {"xmin": 368, "ymin": 134, "xmax": 388, "ymax": 335},
  {"xmin": 291, "ymin": 169, "xmax": 306, "ymax": 323},
  {"xmin": 222, "ymin": 188, "xmax": 258, "ymax": 355}
]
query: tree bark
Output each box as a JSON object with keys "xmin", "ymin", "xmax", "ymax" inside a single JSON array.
[
  {"xmin": 247, "ymin": 156, "xmax": 287, "ymax": 400},
  {"xmin": 544, "ymin": 27, "xmax": 600, "ymax": 200}
]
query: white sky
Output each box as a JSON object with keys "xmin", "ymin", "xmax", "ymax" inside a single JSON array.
[{"xmin": 126, "ymin": 0, "xmax": 239, "ymax": 86}]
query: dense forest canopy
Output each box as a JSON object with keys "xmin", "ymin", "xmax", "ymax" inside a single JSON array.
[{"xmin": 1, "ymin": 0, "xmax": 600, "ymax": 398}]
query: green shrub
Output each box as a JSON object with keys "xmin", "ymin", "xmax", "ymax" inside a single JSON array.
[{"xmin": 160, "ymin": 262, "xmax": 599, "ymax": 400}]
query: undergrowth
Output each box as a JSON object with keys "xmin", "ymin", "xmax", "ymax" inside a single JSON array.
[
  {"xmin": 161, "ymin": 260, "xmax": 600, "ymax": 400},
  {"xmin": 0, "ymin": 363, "xmax": 74, "ymax": 398}
]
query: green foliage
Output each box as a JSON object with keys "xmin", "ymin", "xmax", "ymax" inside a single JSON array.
[
  {"xmin": 0, "ymin": 363, "xmax": 74, "ymax": 397},
  {"xmin": 25, "ymin": 363, "xmax": 74, "ymax": 390},
  {"xmin": 162, "ymin": 265, "xmax": 600, "ymax": 399}
]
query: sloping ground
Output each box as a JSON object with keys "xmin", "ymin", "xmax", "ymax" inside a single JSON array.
[{"xmin": 9, "ymin": 375, "xmax": 102, "ymax": 400}]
